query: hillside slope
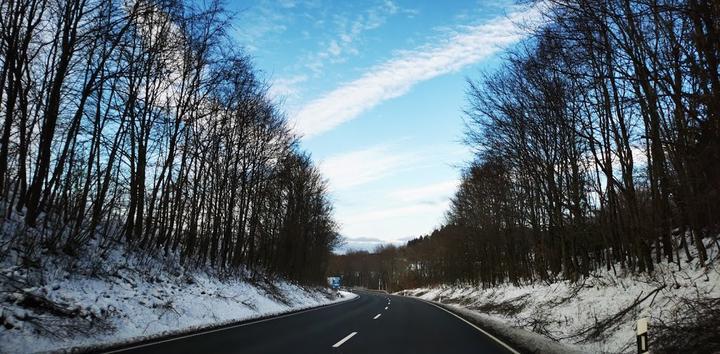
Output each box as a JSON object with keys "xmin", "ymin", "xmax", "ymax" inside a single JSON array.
[
  {"xmin": 399, "ymin": 238, "xmax": 719, "ymax": 353},
  {"xmin": 0, "ymin": 214, "xmax": 353, "ymax": 354}
]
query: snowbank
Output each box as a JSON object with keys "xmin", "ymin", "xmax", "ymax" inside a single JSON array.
[
  {"xmin": 0, "ymin": 215, "xmax": 356, "ymax": 354},
  {"xmin": 399, "ymin": 239, "xmax": 720, "ymax": 353},
  {"xmin": 1, "ymin": 265, "xmax": 355, "ymax": 354},
  {"xmin": 426, "ymin": 300, "xmax": 584, "ymax": 353}
]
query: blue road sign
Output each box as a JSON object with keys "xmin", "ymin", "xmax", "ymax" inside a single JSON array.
[{"xmin": 328, "ymin": 277, "xmax": 341, "ymax": 289}]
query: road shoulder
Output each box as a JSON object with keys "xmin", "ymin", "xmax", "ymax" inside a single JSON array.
[
  {"xmin": 86, "ymin": 291, "xmax": 359, "ymax": 354},
  {"xmin": 405, "ymin": 296, "xmax": 583, "ymax": 354}
]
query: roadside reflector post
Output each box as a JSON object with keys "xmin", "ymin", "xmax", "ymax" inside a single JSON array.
[{"xmin": 636, "ymin": 317, "xmax": 649, "ymax": 353}]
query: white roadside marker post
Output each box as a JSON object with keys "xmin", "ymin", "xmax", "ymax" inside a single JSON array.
[{"xmin": 636, "ymin": 318, "xmax": 649, "ymax": 353}]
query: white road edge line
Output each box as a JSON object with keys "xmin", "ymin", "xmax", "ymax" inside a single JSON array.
[
  {"xmin": 419, "ymin": 299, "xmax": 520, "ymax": 354},
  {"xmin": 332, "ymin": 332, "xmax": 357, "ymax": 348},
  {"xmin": 373, "ymin": 313, "xmax": 381, "ymax": 319},
  {"xmin": 104, "ymin": 294, "xmax": 361, "ymax": 354}
]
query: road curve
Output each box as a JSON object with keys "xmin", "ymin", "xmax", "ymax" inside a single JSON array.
[{"xmin": 106, "ymin": 290, "xmax": 516, "ymax": 354}]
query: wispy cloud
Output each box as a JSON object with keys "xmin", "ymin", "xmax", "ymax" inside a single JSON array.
[
  {"xmin": 319, "ymin": 142, "xmax": 467, "ymax": 193},
  {"xmin": 319, "ymin": 143, "xmax": 419, "ymax": 191},
  {"xmin": 277, "ymin": 0, "xmax": 298, "ymax": 8},
  {"xmin": 390, "ymin": 180, "xmax": 458, "ymax": 204},
  {"xmin": 292, "ymin": 3, "xmax": 545, "ymax": 138},
  {"xmin": 343, "ymin": 203, "xmax": 449, "ymax": 224},
  {"xmin": 334, "ymin": 236, "xmax": 404, "ymax": 254},
  {"xmin": 234, "ymin": 2, "xmax": 290, "ymax": 52},
  {"xmin": 268, "ymin": 74, "xmax": 308, "ymax": 101},
  {"xmin": 304, "ymin": 0, "xmax": 408, "ymax": 72},
  {"xmin": 337, "ymin": 201, "xmax": 450, "ymax": 240}
]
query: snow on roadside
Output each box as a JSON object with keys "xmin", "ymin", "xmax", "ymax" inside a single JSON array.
[
  {"xmin": 0, "ymin": 268, "xmax": 355, "ymax": 354},
  {"xmin": 398, "ymin": 238, "xmax": 720, "ymax": 353},
  {"xmin": 432, "ymin": 301, "xmax": 584, "ymax": 354},
  {"xmin": 0, "ymin": 215, "xmax": 356, "ymax": 354}
]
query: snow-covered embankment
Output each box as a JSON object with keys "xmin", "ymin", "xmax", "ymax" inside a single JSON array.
[
  {"xmin": 0, "ymin": 215, "xmax": 356, "ymax": 353},
  {"xmin": 399, "ymin": 239, "xmax": 720, "ymax": 353}
]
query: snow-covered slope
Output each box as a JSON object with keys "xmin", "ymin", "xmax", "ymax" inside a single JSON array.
[
  {"xmin": 399, "ymin": 238, "xmax": 719, "ymax": 353},
  {"xmin": 0, "ymin": 214, "xmax": 355, "ymax": 354}
]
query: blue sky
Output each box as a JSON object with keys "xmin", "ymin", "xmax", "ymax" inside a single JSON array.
[{"xmin": 227, "ymin": 0, "xmax": 543, "ymax": 252}]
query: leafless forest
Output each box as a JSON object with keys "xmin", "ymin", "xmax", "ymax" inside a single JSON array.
[
  {"xmin": 0, "ymin": 0, "xmax": 339, "ymax": 283},
  {"xmin": 330, "ymin": 0, "xmax": 719, "ymax": 290}
]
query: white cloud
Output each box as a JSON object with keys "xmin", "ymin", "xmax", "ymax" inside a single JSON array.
[
  {"xmin": 328, "ymin": 40, "xmax": 342, "ymax": 56},
  {"xmin": 343, "ymin": 203, "xmax": 448, "ymax": 224},
  {"xmin": 334, "ymin": 236, "xmax": 404, "ymax": 254},
  {"xmin": 319, "ymin": 143, "xmax": 419, "ymax": 191},
  {"xmin": 278, "ymin": 0, "xmax": 297, "ymax": 8},
  {"xmin": 389, "ymin": 180, "xmax": 459, "ymax": 203},
  {"xmin": 292, "ymin": 4, "xmax": 546, "ymax": 138},
  {"xmin": 267, "ymin": 74, "xmax": 308, "ymax": 101},
  {"xmin": 305, "ymin": 0, "xmax": 409, "ymax": 72},
  {"xmin": 337, "ymin": 201, "xmax": 450, "ymax": 241},
  {"xmin": 234, "ymin": 3, "xmax": 290, "ymax": 52}
]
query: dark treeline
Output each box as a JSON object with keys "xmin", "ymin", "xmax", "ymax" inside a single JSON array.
[
  {"xmin": 330, "ymin": 0, "xmax": 718, "ymax": 291},
  {"xmin": 328, "ymin": 246, "xmax": 401, "ymax": 290},
  {"xmin": 0, "ymin": 0, "xmax": 339, "ymax": 283}
]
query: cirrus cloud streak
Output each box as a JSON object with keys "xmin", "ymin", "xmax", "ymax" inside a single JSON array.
[{"xmin": 291, "ymin": 3, "xmax": 546, "ymax": 138}]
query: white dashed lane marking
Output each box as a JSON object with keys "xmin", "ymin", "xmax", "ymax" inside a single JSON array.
[{"xmin": 332, "ymin": 332, "xmax": 357, "ymax": 348}]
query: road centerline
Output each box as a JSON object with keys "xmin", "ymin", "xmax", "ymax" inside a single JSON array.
[
  {"xmin": 332, "ymin": 332, "xmax": 357, "ymax": 348},
  {"xmin": 373, "ymin": 313, "xmax": 382, "ymax": 320}
]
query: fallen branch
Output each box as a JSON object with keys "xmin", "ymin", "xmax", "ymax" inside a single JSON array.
[
  {"xmin": 652, "ymin": 297, "xmax": 720, "ymax": 353},
  {"xmin": 569, "ymin": 285, "xmax": 666, "ymax": 342},
  {"xmin": 18, "ymin": 290, "xmax": 80, "ymax": 318}
]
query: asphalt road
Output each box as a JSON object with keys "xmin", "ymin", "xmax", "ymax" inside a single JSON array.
[{"xmin": 109, "ymin": 290, "xmax": 517, "ymax": 354}]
